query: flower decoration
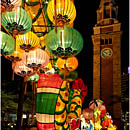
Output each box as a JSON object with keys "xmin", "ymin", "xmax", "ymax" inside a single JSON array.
[{"xmin": 69, "ymin": 118, "xmax": 80, "ymax": 130}]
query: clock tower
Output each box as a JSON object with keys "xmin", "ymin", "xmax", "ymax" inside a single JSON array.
[{"xmin": 92, "ymin": 0, "xmax": 122, "ymax": 119}]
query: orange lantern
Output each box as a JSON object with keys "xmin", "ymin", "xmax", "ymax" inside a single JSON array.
[{"xmin": 56, "ymin": 57, "xmax": 78, "ymax": 72}]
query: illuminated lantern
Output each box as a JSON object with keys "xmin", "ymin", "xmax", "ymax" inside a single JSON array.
[
  {"xmin": 47, "ymin": 0, "xmax": 76, "ymax": 26},
  {"xmin": 89, "ymin": 99, "xmax": 106, "ymax": 112},
  {"xmin": 12, "ymin": 60, "xmax": 33, "ymax": 77},
  {"xmin": 2, "ymin": 7, "xmax": 32, "ymax": 35},
  {"xmin": 45, "ymin": 27, "xmax": 84, "ymax": 58},
  {"xmin": 28, "ymin": 73, "xmax": 39, "ymax": 82},
  {"xmin": 82, "ymin": 108, "xmax": 93, "ymax": 121},
  {"xmin": 36, "ymin": 74, "xmax": 63, "ymax": 130},
  {"xmin": 16, "ymin": 31, "xmax": 40, "ymax": 52},
  {"xmin": 1, "ymin": 0, "xmax": 21, "ymax": 12},
  {"xmin": 0, "ymin": 31, "xmax": 15, "ymax": 55},
  {"xmin": 57, "ymin": 57, "xmax": 78, "ymax": 72},
  {"xmin": 22, "ymin": 48, "xmax": 49, "ymax": 71}
]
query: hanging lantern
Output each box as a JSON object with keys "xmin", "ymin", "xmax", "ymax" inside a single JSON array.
[
  {"xmin": 0, "ymin": 31, "xmax": 15, "ymax": 56},
  {"xmin": 5, "ymin": 47, "xmax": 24, "ymax": 61},
  {"xmin": 12, "ymin": 60, "xmax": 34, "ymax": 77},
  {"xmin": 28, "ymin": 73, "xmax": 39, "ymax": 82},
  {"xmin": 1, "ymin": 0, "xmax": 21, "ymax": 12},
  {"xmin": 16, "ymin": 31, "xmax": 40, "ymax": 52},
  {"xmin": 45, "ymin": 27, "xmax": 84, "ymax": 58},
  {"xmin": 2, "ymin": 7, "xmax": 32, "ymax": 35},
  {"xmin": 22, "ymin": 48, "xmax": 49, "ymax": 71},
  {"xmin": 47, "ymin": 0, "xmax": 76, "ymax": 26},
  {"xmin": 57, "ymin": 57, "xmax": 78, "ymax": 72}
]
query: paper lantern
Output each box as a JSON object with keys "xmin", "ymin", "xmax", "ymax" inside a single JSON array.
[
  {"xmin": 1, "ymin": 0, "xmax": 21, "ymax": 12},
  {"xmin": 45, "ymin": 27, "xmax": 84, "ymax": 58},
  {"xmin": 2, "ymin": 7, "xmax": 32, "ymax": 35},
  {"xmin": 28, "ymin": 73, "xmax": 39, "ymax": 82},
  {"xmin": 16, "ymin": 31, "xmax": 40, "ymax": 52},
  {"xmin": 57, "ymin": 57, "xmax": 78, "ymax": 72},
  {"xmin": 22, "ymin": 48, "xmax": 49, "ymax": 71},
  {"xmin": 36, "ymin": 74, "xmax": 63, "ymax": 130},
  {"xmin": 82, "ymin": 108, "xmax": 93, "ymax": 120},
  {"xmin": 47, "ymin": 0, "xmax": 76, "ymax": 26},
  {"xmin": 12, "ymin": 60, "xmax": 33, "ymax": 77},
  {"xmin": 0, "ymin": 31, "xmax": 15, "ymax": 55}
]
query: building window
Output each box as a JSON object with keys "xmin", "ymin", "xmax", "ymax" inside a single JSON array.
[
  {"xmin": 105, "ymin": 39, "xmax": 108, "ymax": 44},
  {"xmin": 109, "ymin": 38, "xmax": 112, "ymax": 44},
  {"xmin": 101, "ymin": 39, "xmax": 104, "ymax": 45}
]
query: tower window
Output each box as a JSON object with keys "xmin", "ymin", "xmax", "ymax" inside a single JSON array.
[
  {"xmin": 101, "ymin": 39, "xmax": 104, "ymax": 45},
  {"xmin": 109, "ymin": 38, "xmax": 112, "ymax": 44},
  {"xmin": 105, "ymin": 39, "xmax": 108, "ymax": 44}
]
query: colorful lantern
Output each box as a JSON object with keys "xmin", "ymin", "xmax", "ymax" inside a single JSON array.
[
  {"xmin": 0, "ymin": 31, "xmax": 15, "ymax": 55},
  {"xmin": 45, "ymin": 27, "xmax": 84, "ymax": 58},
  {"xmin": 28, "ymin": 73, "xmax": 39, "ymax": 82},
  {"xmin": 89, "ymin": 99, "xmax": 106, "ymax": 112},
  {"xmin": 16, "ymin": 31, "xmax": 40, "ymax": 52},
  {"xmin": 57, "ymin": 57, "xmax": 78, "ymax": 72},
  {"xmin": 22, "ymin": 48, "xmax": 49, "ymax": 71},
  {"xmin": 47, "ymin": 0, "xmax": 76, "ymax": 26},
  {"xmin": 12, "ymin": 60, "xmax": 34, "ymax": 77},
  {"xmin": 1, "ymin": 0, "xmax": 21, "ymax": 12},
  {"xmin": 2, "ymin": 7, "xmax": 32, "ymax": 35}
]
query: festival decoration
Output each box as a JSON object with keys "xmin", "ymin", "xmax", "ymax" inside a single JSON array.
[
  {"xmin": 2, "ymin": 7, "xmax": 32, "ymax": 35},
  {"xmin": 57, "ymin": 57, "xmax": 78, "ymax": 72},
  {"xmin": 16, "ymin": 31, "xmax": 40, "ymax": 52},
  {"xmin": 47, "ymin": 0, "xmax": 76, "ymax": 26},
  {"xmin": 28, "ymin": 73, "xmax": 39, "ymax": 82},
  {"xmin": 45, "ymin": 27, "xmax": 84, "ymax": 58},
  {"xmin": 0, "ymin": 31, "xmax": 15, "ymax": 56},
  {"xmin": 22, "ymin": 48, "xmax": 49, "ymax": 71},
  {"xmin": 1, "ymin": 0, "xmax": 21, "ymax": 12},
  {"xmin": 69, "ymin": 118, "xmax": 80, "ymax": 130}
]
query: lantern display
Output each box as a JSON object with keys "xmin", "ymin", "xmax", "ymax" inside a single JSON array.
[
  {"xmin": 82, "ymin": 108, "xmax": 94, "ymax": 120},
  {"xmin": 47, "ymin": 0, "xmax": 76, "ymax": 26},
  {"xmin": 2, "ymin": 7, "xmax": 32, "ymax": 35},
  {"xmin": 45, "ymin": 27, "xmax": 84, "ymax": 58},
  {"xmin": 5, "ymin": 47, "xmax": 24, "ymax": 61},
  {"xmin": 57, "ymin": 57, "xmax": 78, "ymax": 72},
  {"xmin": 16, "ymin": 31, "xmax": 40, "ymax": 52},
  {"xmin": 0, "ymin": 31, "xmax": 15, "ymax": 56},
  {"xmin": 12, "ymin": 60, "xmax": 34, "ymax": 77},
  {"xmin": 22, "ymin": 48, "xmax": 49, "ymax": 71},
  {"xmin": 28, "ymin": 73, "xmax": 39, "ymax": 82},
  {"xmin": 89, "ymin": 99, "xmax": 106, "ymax": 112},
  {"xmin": 1, "ymin": 0, "xmax": 21, "ymax": 12}
]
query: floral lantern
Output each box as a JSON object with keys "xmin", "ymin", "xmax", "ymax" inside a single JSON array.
[
  {"xmin": 16, "ymin": 31, "xmax": 40, "ymax": 52},
  {"xmin": 1, "ymin": 0, "xmax": 21, "ymax": 12},
  {"xmin": 0, "ymin": 31, "xmax": 15, "ymax": 56},
  {"xmin": 12, "ymin": 60, "xmax": 34, "ymax": 77},
  {"xmin": 57, "ymin": 57, "xmax": 78, "ymax": 72},
  {"xmin": 47, "ymin": 0, "xmax": 76, "ymax": 26},
  {"xmin": 45, "ymin": 27, "xmax": 84, "ymax": 58},
  {"xmin": 2, "ymin": 7, "xmax": 32, "ymax": 35},
  {"xmin": 22, "ymin": 48, "xmax": 49, "ymax": 71}
]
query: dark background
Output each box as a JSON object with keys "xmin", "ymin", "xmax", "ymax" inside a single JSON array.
[{"xmin": 1, "ymin": 0, "xmax": 129, "ymax": 108}]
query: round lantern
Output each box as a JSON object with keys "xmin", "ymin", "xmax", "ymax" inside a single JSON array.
[
  {"xmin": 12, "ymin": 60, "xmax": 34, "ymax": 77},
  {"xmin": 82, "ymin": 108, "xmax": 94, "ymax": 120},
  {"xmin": 0, "ymin": 31, "xmax": 15, "ymax": 55},
  {"xmin": 28, "ymin": 73, "xmax": 39, "ymax": 82},
  {"xmin": 45, "ymin": 27, "xmax": 84, "ymax": 58},
  {"xmin": 16, "ymin": 31, "xmax": 40, "ymax": 52},
  {"xmin": 47, "ymin": 0, "xmax": 76, "ymax": 26},
  {"xmin": 1, "ymin": 0, "xmax": 21, "ymax": 12},
  {"xmin": 89, "ymin": 99, "xmax": 106, "ymax": 112},
  {"xmin": 22, "ymin": 48, "xmax": 49, "ymax": 71},
  {"xmin": 2, "ymin": 7, "xmax": 32, "ymax": 35},
  {"xmin": 57, "ymin": 57, "xmax": 78, "ymax": 72}
]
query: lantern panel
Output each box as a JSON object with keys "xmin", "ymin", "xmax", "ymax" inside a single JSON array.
[
  {"xmin": 22, "ymin": 48, "xmax": 49, "ymax": 70},
  {"xmin": 28, "ymin": 73, "xmax": 39, "ymax": 82},
  {"xmin": 0, "ymin": 31, "xmax": 15, "ymax": 55},
  {"xmin": 47, "ymin": 0, "xmax": 76, "ymax": 26},
  {"xmin": 16, "ymin": 31, "xmax": 40, "ymax": 52},
  {"xmin": 45, "ymin": 27, "xmax": 84, "ymax": 58},
  {"xmin": 2, "ymin": 7, "xmax": 32, "ymax": 35}
]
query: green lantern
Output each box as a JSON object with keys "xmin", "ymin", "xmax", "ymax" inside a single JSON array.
[
  {"xmin": 45, "ymin": 27, "xmax": 84, "ymax": 58},
  {"xmin": 0, "ymin": 31, "xmax": 15, "ymax": 55},
  {"xmin": 28, "ymin": 73, "xmax": 39, "ymax": 82},
  {"xmin": 2, "ymin": 7, "xmax": 32, "ymax": 35}
]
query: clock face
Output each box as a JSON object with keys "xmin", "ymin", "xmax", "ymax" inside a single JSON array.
[{"xmin": 101, "ymin": 48, "xmax": 113, "ymax": 58}]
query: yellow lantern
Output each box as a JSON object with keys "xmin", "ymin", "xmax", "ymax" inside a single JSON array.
[
  {"xmin": 56, "ymin": 57, "xmax": 78, "ymax": 72},
  {"xmin": 16, "ymin": 31, "xmax": 40, "ymax": 52},
  {"xmin": 47, "ymin": 0, "xmax": 76, "ymax": 26}
]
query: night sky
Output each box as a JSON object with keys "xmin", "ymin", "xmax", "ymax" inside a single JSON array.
[{"xmin": 1, "ymin": 0, "xmax": 129, "ymax": 107}]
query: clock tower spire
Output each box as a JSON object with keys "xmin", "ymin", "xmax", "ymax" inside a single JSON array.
[{"xmin": 92, "ymin": 0, "xmax": 122, "ymax": 123}]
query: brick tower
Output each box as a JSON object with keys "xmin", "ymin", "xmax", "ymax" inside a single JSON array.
[{"xmin": 91, "ymin": 0, "xmax": 122, "ymax": 119}]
